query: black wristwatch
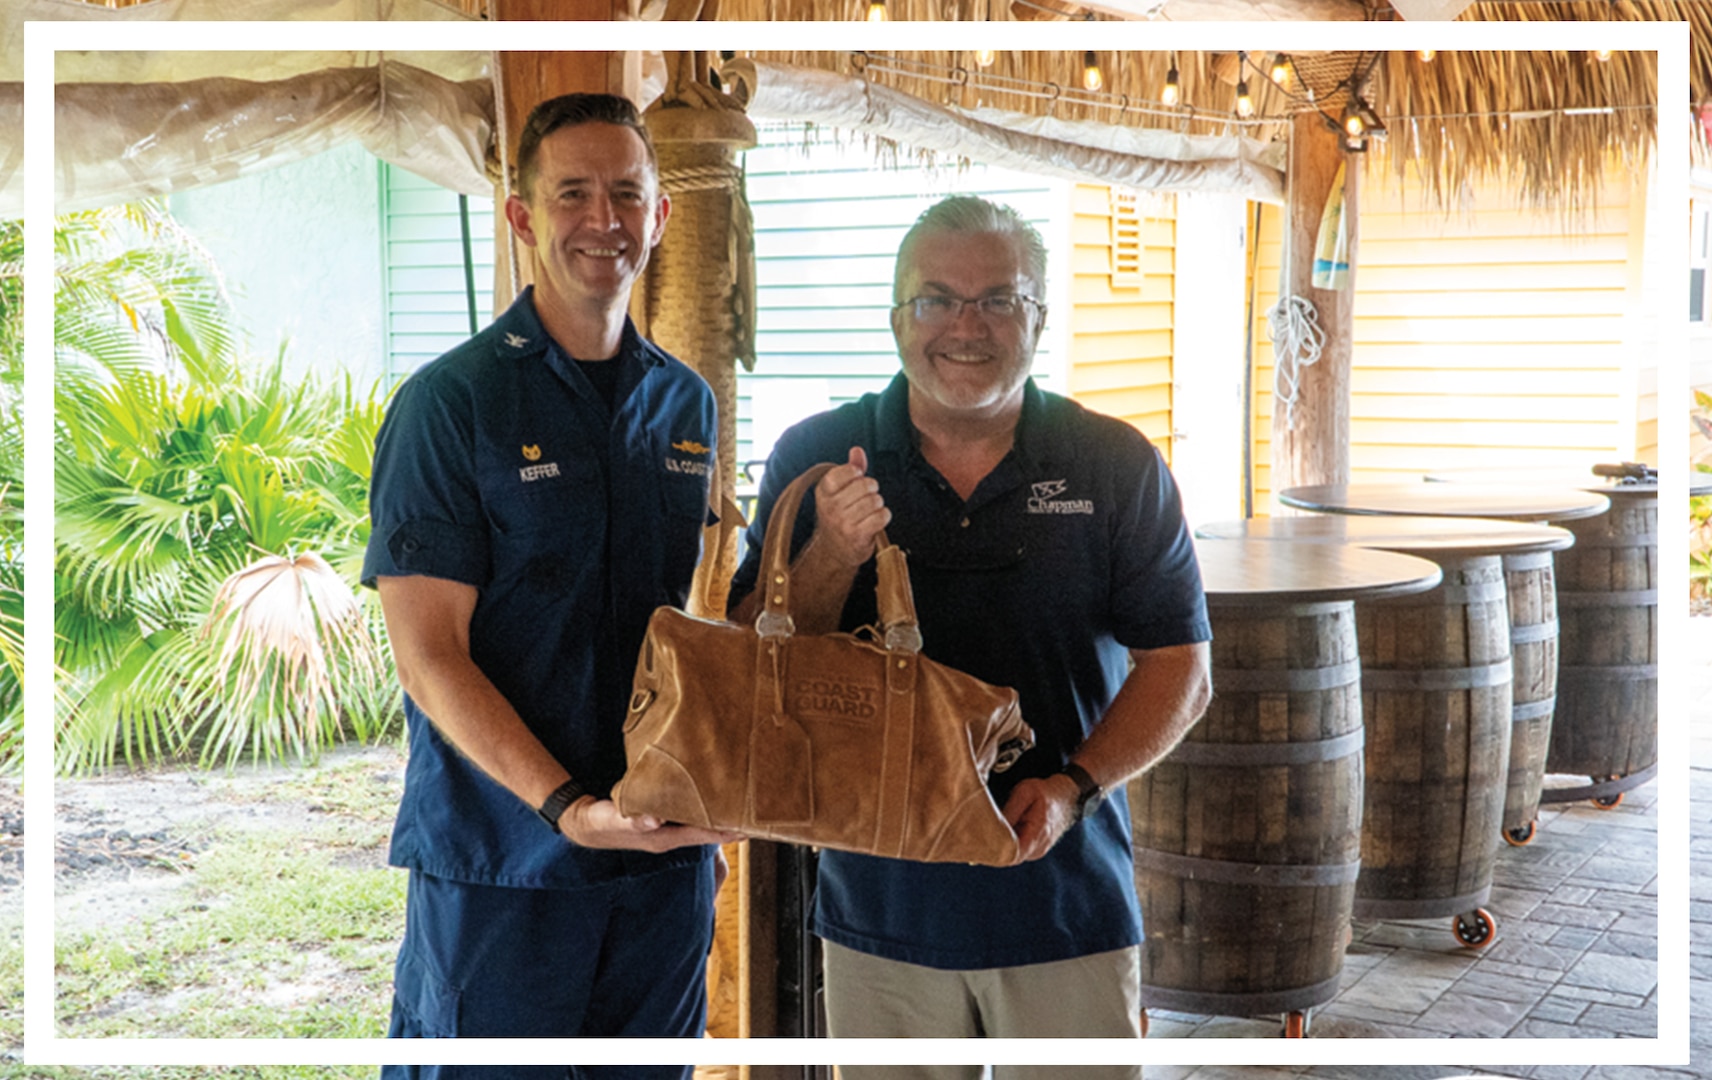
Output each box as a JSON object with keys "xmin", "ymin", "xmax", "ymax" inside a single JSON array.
[
  {"xmin": 1061, "ymin": 762, "xmax": 1105, "ymax": 823},
  {"xmin": 537, "ymin": 778, "xmax": 586, "ymax": 834}
]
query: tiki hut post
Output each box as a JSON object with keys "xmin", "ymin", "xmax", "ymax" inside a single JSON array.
[
  {"xmin": 641, "ymin": 54, "xmax": 771, "ymax": 1044},
  {"xmin": 1272, "ymin": 109, "xmax": 1359, "ymax": 495}
]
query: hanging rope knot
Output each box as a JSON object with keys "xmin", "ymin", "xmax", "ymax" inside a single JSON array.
[
  {"xmin": 660, "ymin": 163, "xmax": 743, "ymax": 194},
  {"xmin": 1268, "ymin": 294, "xmax": 1325, "ymax": 431}
]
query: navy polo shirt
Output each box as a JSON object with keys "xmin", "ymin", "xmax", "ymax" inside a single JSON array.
[
  {"xmin": 362, "ymin": 287, "xmax": 718, "ymax": 890},
  {"xmin": 730, "ymin": 374, "xmax": 1210, "ymax": 969}
]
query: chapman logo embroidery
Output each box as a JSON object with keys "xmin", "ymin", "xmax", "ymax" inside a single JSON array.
[
  {"xmin": 504, "ymin": 332, "xmax": 530, "ymax": 349},
  {"xmin": 522, "ymin": 444, "xmax": 542, "ymax": 461},
  {"xmin": 665, "ymin": 436, "xmax": 713, "ymax": 477},
  {"xmin": 1028, "ymin": 479, "xmax": 1094, "ymax": 515}
]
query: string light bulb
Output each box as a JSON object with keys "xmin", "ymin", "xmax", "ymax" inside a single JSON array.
[
  {"xmin": 1161, "ymin": 59, "xmax": 1181, "ymax": 107},
  {"xmin": 1343, "ymin": 107, "xmax": 1366, "ymax": 138},
  {"xmin": 1082, "ymin": 51, "xmax": 1104, "ymax": 92},
  {"xmin": 1270, "ymin": 53, "xmax": 1292, "ymax": 88},
  {"xmin": 1418, "ymin": 49, "xmax": 1436, "ymax": 62},
  {"xmin": 1594, "ymin": 49, "xmax": 1614, "ymax": 62},
  {"xmin": 866, "ymin": 0, "xmax": 887, "ymax": 20},
  {"xmin": 1235, "ymin": 51, "xmax": 1254, "ymax": 119},
  {"xmin": 975, "ymin": 49, "xmax": 996, "ymax": 68}
]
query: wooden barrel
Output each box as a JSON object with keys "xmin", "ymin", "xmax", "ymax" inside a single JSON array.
[
  {"xmin": 1132, "ymin": 599, "xmax": 1364, "ymax": 1016},
  {"xmin": 1544, "ymin": 488, "xmax": 1657, "ymax": 798},
  {"xmin": 1353, "ymin": 554, "xmax": 1512, "ymax": 919},
  {"xmin": 1500, "ymin": 551, "xmax": 1559, "ymax": 839}
]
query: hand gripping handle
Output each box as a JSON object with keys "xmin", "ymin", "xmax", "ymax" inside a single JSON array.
[{"xmin": 756, "ymin": 461, "xmax": 921, "ymax": 654}]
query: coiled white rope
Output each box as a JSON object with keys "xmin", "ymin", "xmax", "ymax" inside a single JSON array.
[
  {"xmin": 1269, "ymin": 294, "xmax": 1325, "ymax": 430},
  {"xmin": 1266, "ymin": 121, "xmax": 1326, "ymax": 431}
]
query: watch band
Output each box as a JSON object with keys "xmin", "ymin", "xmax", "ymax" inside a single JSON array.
[
  {"xmin": 1061, "ymin": 761, "xmax": 1103, "ymax": 823},
  {"xmin": 537, "ymin": 778, "xmax": 586, "ymax": 834}
]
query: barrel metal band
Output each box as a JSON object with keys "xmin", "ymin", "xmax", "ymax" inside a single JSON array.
[
  {"xmin": 1502, "ymin": 552, "xmax": 1556, "ymax": 572},
  {"xmin": 1558, "ymin": 663, "xmax": 1657, "ymax": 682},
  {"xmin": 1431, "ymin": 580, "xmax": 1509, "ymax": 605},
  {"xmin": 1165, "ymin": 728, "xmax": 1365, "ymax": 768},
  {"xmin": 1133, "ymin": 846, "xmax": 1362, "ymax": 887},
  {"xmin": 1353, "ymin": 885, "xmax": 1491, "ymax": 920},
  {"xmin": 1557, "ymin": 589, "xmax": 1657, "ymax": 608},
  {"xmin": 1509, "ymin": 619, "xmax": 1559, "ymax": 645},
  {"xmin": 1567, "ymin": 532, "xmax": 1656, "ymax": 549},
  {"xmin": 1139, "ymin": 972, "xmax": 1344, "ymax": 1018},
  {"xmin": 1510, "ymin": 696, "xmax": 1557, "ymax": 722},
  {"xmin": 1209, "ymin": 660, "xmax": 1362, "ymax": 694},
  {"xmin": 1361, "ymin": 658, "xmax": 1513, "ymax": 692}
]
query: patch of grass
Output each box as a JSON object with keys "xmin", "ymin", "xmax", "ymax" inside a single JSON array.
[
  {"xmin": 0, "ymin": 915, "xmax": 18, "ymax": 1051},
  {"xmin": 216, "ymin": 751, "xmax": 402, "ymax": 847},
  {"xmin": 56, "ymin": 831, "xmax": 403, "ymax": 1039}
]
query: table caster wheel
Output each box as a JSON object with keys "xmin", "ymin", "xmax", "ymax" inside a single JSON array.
[
  {"xmin": 1454, "ymin": 907, "xmax": 1497, "ymax": 949},
  {"xmin": 1282, "ymin": 1010, "xmax": 1309, "ymax": 1038},
  {"xmin": 1593, "ymin": 792, "xmax": 1623, "ymax": 809},
  {"xmin": 1503, "ymin": 820, "xmax": 1537, "ymax": 846}
]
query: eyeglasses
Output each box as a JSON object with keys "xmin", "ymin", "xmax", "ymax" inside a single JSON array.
[{"xmin": 895, "ymin": 293, "xmax": 1044, "ymax": 326}]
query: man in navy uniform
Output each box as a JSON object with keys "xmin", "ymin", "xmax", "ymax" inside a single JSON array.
[
  {"xmin": 363, "ymin": 93, "xmax": 735, "ymax": 1076},
  {"xmin": 730, "ymin": 195, "xmax": 1212, "ymax": 1079}
]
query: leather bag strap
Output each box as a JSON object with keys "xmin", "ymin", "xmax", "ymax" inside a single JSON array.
[{"xmin": 756, "ymin": 463, "xmax": 922, "ymax": 654}]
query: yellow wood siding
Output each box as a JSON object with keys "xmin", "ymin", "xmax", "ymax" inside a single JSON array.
[
  {"xmin": 1068, "ymin": 183, "xmax": 1176, "ymax": 461},
  {"xmin": 1251, "ymin": 162, "xmax": 1649, "ymax": 510}
]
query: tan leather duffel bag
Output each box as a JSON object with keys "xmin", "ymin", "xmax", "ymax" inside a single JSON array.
[{"xmin": 611, "ymin": 462, "xmax": 1034, "ymax": 866}]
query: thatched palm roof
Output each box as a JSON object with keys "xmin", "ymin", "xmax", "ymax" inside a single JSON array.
[{"xmin": 49, "ymin": 0, "xmax": 1670, "ymax": 209}]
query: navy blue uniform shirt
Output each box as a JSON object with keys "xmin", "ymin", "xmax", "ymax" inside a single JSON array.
[
  {"xmin": 730, "ymin": 374, "xmax": 1210, "ymax": 969},
  {"xmin": 363, "ymin": 287, "xmax": 717, "ymax": 889}
]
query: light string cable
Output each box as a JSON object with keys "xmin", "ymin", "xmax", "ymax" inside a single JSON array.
[{"xmin": 851, "ymin": 50, "xmax": 1291, "ymax": 129}]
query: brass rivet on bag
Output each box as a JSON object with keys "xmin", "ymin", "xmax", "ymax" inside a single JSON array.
[
  {"xmin": 772, "ymin": 594, "xmax": 784, "ymax": 605},
  {"xmin": 773, "ymin": 573, "xmax": 785, "ymax": 585}
]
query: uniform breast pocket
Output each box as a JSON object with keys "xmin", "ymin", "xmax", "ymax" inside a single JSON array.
[{"xmin": 484, "ymin": 459, "xmax": 605, "ymax": 587}]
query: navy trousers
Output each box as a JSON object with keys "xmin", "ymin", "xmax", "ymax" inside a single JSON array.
[{"xmin": 380, "ymin": 860, "xmax": 715, "ymax": 1080}]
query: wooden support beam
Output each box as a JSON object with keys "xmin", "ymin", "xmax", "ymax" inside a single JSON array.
[{"xmin": 1270, "ymin": 110, "xmax": 1358, "ymax": 497}]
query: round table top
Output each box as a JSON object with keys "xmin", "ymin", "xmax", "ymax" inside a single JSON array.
[
  {"xmin": 1194, "ymin": 536, "xmax": 1443, "ymax": 605},
  {"xmin": 1278, "ymin": 482, "xmax": 1610, "ymax": 523},
  {"xmin": 1197, "ymin": 515, "xmax": 1576, "ymax": 557},
  {"xmin": 1424, "ymin": 466, "xmax": 1658, "ymax": 502}
]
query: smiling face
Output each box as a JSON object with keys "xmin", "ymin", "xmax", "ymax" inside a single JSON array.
[
  {"xmin": 890, "ymin": 227, "xmax": 1046, "ymax": 426},
  {"xmin": 505, "ymin": 121, "xmax": 670, "ymax": 332}
]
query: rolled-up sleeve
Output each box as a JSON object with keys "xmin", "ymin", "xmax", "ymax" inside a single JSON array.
[{"xmin": 361, "ymin": 373, "xmax": 492, "ymax": 590}]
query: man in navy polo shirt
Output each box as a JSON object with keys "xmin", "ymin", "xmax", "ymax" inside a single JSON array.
[
  {"xmin": 362, "ymin": 93, "xmax": 736, "ymax": 1075},
  {"xmin": 730, "ymin": 195, "xmax": 1212, "ymax": 1077}
]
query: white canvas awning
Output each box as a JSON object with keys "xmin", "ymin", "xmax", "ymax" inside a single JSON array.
[{"xmin": 720, "ymin": 58, "xmax": 1286, "ymax": 204}]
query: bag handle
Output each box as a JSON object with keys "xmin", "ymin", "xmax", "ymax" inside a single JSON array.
[{"xmin": 756, "ymin": 462, "xmax": 922, "ymax": 654}]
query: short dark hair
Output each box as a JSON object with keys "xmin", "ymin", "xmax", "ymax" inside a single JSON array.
[
  {"xmin": 894, "ymin": 195, "xmax": 1048, "ymax": 302},
  {"xmin": 514, "ymin": 93, "xmax": 659, "ymax": 201}
]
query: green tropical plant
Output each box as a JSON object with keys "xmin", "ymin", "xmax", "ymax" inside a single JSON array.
[
  {"xmin": 52, "ymin": 203, "xmax": 398, "ymax": 772},
  {"xmin": 1, "ymin": 216, "xmax": 23, "ymax": 771}
]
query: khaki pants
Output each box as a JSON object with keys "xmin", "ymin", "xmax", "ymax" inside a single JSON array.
[{"xmin": 823, "ymin": 940, "xmax": 1143, "ymax": 1080}]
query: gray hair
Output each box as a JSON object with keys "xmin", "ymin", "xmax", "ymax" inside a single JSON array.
[{"xmin": 893, "ymin": 195, "xmax": 1048, "ymax": 302}]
